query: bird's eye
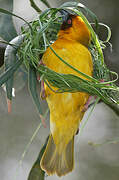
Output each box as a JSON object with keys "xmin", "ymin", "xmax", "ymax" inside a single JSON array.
[
  {"xmin": 61, "ymin": 17, "xmax": 72, "ymax": 30},
  {"xmin": 67, "ymin": 18, "xmax": 72, "ymax": 25}
]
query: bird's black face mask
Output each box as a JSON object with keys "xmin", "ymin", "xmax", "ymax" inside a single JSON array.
[{"xmin": 59, "ymin": 9, "xmax": 74, "ymax": 30}]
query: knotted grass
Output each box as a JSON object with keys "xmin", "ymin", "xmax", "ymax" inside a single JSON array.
[{"xmin": 17, "ymin": 3, "xmax": 119, "ymax": 107}]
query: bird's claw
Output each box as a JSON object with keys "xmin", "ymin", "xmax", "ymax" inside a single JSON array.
[
  {"xmin": 40, "ymin": 80, "xmax": 47, "ymax": 99},
  {"xmin": 82, "ymin": 96, "xmax": 93, "ymax": 112}
]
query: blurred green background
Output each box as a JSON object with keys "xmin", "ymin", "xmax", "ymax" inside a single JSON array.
[{"xmin": 0, "ymin": 0, "xmax": 119, "ymax": 180}]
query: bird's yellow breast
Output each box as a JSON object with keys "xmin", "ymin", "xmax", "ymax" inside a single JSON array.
[
  {"xmin": 42, "ymin": 38, "xmax": 93, "ymax": 147},
  {"xmin": 43, "ymin": 39, "xmax": 92, "ymax": 75}
]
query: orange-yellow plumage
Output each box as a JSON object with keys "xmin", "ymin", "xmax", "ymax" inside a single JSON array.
[{"xmin": 40, "ymin": 14, "xmax": 93, "ymax": 176}]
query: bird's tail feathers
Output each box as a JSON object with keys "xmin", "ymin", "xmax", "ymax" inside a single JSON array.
[{"xmin": 40, "ymin": 135, "xmax": 74, "ymax": 177}]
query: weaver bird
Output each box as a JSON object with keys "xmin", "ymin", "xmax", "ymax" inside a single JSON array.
[{"xmin": 40, "ymin": 10, "xmax": 93, "ymax": 176}]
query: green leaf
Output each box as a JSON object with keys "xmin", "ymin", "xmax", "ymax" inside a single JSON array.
[
  {"xmin": 0, "ymin": 0, "xmax": 17, "ymax": 41},
  {"xmin": 29, "ymin": 0, "xmax": 42, "ymax": 13},
  {"xmin": 0, "ymin": 41, "xmax": 6, "ymax": 67},
  {"xmin": 0, "ymin": 58, "xmax": 22, "ymax": 87},
  {"xmin": 40, "ymin": 0, "xmax": 51, "ymax": 8},
  {"xmin": 0, "ymin": 8, "xmax": 32, "ymax": 30},
  {"xmin": 4, "ymin": 35, "xmax": 25, "ymax": 100},
  {"xmin": 60, "ymin": 1, "xmax": 78, "ymax": 8},
  {"xmin": 27, "ymin": 136, "xmax": 49, "ymax": 180},
  {"xmin": 28, "ymin": 64, "xmax": 43, "ymax": 115}
]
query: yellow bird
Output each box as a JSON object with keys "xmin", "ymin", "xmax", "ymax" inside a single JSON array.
[{"xmin": 40, "ymin": 10, "xmax": 93, "ymax": 176}]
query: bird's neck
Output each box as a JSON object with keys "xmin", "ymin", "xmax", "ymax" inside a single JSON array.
[{"xmin": 58, "ymin": 29, "xmax": 90, "ymax": 47}]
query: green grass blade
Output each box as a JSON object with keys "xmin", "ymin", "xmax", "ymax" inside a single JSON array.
[
  {"xmin": 98, "ymin": 23, "xmax": 111, "ymax": 43},
  {"xmin": 28, "ymin": 64, "xmax": 43, "ymax": 115},
  {"xmin": 38, "ymin": 18, "xmax": 47, "ymax": 51},
  {"xmin": 0, "ymin": 59, "xmax": 22, "ymax": 87},
  {"xmin": 39, "ymin": 8, "xmax": 51, "ymax": 19}
]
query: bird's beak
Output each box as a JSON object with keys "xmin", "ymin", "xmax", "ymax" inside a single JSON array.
[{"xmin": 59, "ymin": 9, "xmax": 70, "ymax": 23}]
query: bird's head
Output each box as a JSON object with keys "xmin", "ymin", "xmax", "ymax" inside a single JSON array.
[{"xmin": 58, "ymin": 10, "xmax": 91, "ymax": 46}]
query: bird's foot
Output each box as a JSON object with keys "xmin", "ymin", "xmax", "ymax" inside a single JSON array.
[
  {"xmin": 37, "ymin": 60, "xmax": 47, "ymax": 99},
  {"xmin": 38, "ymin": 60, "xmax": 45, "ymax": 66},
  {"xmin": 83, "ymin": 96, "xmax": 95, "ymax": 112},
  {"xmin": 37, "ymin": 75, "xmax": 46, "ymax": 99},
  {"xmin": 40, "ymin": 80, "xmax": 47, "ymax": 99},
  {"xmin": 82, "ymin": 79, "xmax": 110, "ymax": 112}
]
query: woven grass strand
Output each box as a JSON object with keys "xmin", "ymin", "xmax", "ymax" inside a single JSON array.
[{"xmin": 28, "ymin": 64, "xmax": 43, "ymax": 115}]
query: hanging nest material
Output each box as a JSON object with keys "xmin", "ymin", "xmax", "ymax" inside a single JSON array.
[{"xmin": 0, "ymin": 1, "xmax": 119, "ymax": 114}]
